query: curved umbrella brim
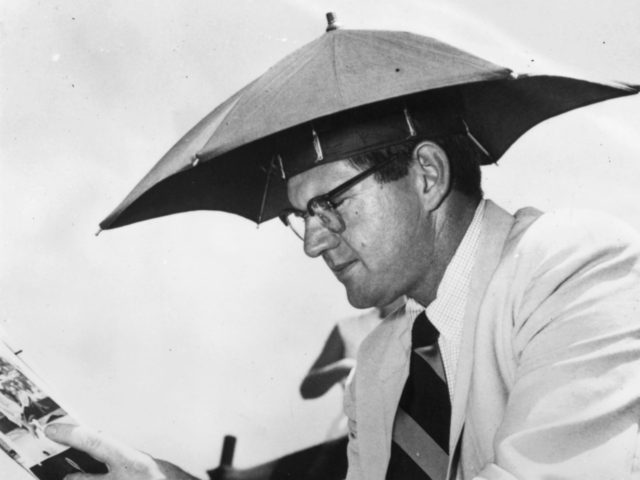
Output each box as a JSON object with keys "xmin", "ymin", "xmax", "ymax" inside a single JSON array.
[{"xmin": 99, "ymin": 75, "xmax": 637, "ymax": 230}]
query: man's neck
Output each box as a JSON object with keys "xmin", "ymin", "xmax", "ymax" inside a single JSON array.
[{"xmin": 411, "ymin": 194, "xmax": 481, "ymax": 307}]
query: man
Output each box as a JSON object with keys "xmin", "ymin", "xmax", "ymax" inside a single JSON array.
[
  {"xmin": 47, "ymin": 98, "xmax": 640, "ymax": 479},
  {"xmin": 282, "ymin": 111, "xmax": 640, "ymax": 479}
]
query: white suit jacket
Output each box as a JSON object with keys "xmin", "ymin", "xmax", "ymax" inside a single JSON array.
[{"xmin": 345, "ymin": 200, "xmax": 640, "ymax": 479}]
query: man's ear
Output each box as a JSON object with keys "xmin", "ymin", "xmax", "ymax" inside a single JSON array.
[{"xmin": 411, "ymin": 141, "xmax": 451, "ymax": 211}]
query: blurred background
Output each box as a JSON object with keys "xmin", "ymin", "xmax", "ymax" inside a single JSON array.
[{"xmin": 1, "ymin": 0, "xmax": 639, "ymax": 478}]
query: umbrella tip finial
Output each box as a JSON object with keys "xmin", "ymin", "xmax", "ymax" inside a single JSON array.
[{"xmin": 325, "ymin": 12, "xmax": 339, "ymax": 32}]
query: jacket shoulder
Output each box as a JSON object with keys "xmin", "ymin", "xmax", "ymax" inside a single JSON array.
[
  {"xmin": 495, "ymin": 208, "xmax": 640, "ymax": 353},
  {"xmin": 508, "ymin": 207, "xmax": 640, "ymax": 264}
]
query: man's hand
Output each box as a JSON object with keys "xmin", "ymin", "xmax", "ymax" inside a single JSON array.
[{"xmin": 45, "ymin": 423, "xmax": 200, "ymax": 480}]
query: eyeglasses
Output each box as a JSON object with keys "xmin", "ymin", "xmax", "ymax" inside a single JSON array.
[{"xmin": 279, "ymin": 157, "xmax": 395, "ymax": 240}]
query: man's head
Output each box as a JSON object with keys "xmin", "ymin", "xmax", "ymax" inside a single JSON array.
[{"xmin": 285, "ymin": 132, "xmax": 483, "ymax": 308}]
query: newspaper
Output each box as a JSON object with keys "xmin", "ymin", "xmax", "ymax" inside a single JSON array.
[{"xmin": 0, "ymin": 337, "xmax": 107, "ymax": 480}]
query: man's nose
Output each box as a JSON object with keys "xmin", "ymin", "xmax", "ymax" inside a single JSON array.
[{"xmin": 303, "ymin": 217, "xmax": 340, "ymax": 258}]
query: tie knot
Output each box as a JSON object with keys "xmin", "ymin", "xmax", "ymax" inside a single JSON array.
[{"xmin": 412, "ymin": 311, "xmax": 439, "ymax": 348}]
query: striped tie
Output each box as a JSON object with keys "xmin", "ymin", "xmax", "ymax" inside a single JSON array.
[{"xmin": 386, "ymin": 311, "xmax": 450, "ymax": 480}]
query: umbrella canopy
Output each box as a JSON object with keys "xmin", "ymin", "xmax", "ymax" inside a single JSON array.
[{"xmin": 99, "ymin": 16, "xmax": 638, "ymax": 230}]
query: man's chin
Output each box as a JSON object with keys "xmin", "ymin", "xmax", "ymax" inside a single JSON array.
[{"xmin": 344, "ymin": 285, "xmax": 380, "ymax": 309}]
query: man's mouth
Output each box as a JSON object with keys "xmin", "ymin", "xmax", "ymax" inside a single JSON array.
[{"xmin": 330, "ymin": 259, "xmax": 358, "ymax": 279}]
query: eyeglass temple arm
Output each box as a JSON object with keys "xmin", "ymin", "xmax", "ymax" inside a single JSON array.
[{"xmin": 319, "ymin": 157, "xmax": 396, "ymax": 206}]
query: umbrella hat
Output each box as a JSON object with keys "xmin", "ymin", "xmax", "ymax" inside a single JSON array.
[{"xmin": 99, "ymin": 14, "xmax": 638, "ymax": 231}]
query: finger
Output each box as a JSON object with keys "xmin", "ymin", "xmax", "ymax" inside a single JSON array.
[
  {"xmin": 44, "ymin": 423, "xmax": 75, "ymax": 446},
  {"xmin": 45, "ymin": 424, "xmax": 112, "ymax": 464}
]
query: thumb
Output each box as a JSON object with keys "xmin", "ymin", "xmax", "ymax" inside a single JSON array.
[{"xmin": 45, "ymin": 423, "xmax": 112, "ymax": 464}]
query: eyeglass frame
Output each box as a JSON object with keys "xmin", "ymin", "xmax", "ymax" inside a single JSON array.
[{"xmin": 278, "ymin": 155, "xmax": 397, "ymax": 239}]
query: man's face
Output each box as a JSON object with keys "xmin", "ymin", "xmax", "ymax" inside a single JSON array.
[{"xmin": 287, "ymin": 159, "xmax": 433, "ymax": 308}]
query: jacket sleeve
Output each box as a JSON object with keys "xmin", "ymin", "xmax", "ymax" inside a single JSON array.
[
  {"xmin": 475, "ymin": 211, "xmax": 640, "ymax": 479},
  {"xmin": 344, "ymin": 368, "xmax": 364, "ymax": 480}
]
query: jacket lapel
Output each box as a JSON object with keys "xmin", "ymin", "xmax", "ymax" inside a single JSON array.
[
  {"xmin": 448, "ymin": 200, "xmax": 515, "ymax": 466},
  {"xmin": 358, "ymin": 307, "xmax": 413, "ymax": 480}
]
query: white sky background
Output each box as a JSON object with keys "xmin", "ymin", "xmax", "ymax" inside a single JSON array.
[{"xmin": 1, "ymin": 0, "xmax": 640, "ymax": 478}]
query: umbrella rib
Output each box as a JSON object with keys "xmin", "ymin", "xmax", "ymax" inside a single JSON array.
[
  {"xmin": 462, "ymin": 119, "xmax": 492, "ymax": 160},
  {"xmin": 257, "ymin": 156, "xmax": 276, "ymax": 224}
]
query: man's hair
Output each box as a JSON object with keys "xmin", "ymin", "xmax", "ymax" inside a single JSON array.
[{"xmin": 348, "ymin": 133, "xmax": 484, "ymax": 198}]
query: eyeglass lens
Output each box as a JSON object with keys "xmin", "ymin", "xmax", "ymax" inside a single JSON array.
[{"xmin": 285, "ymin": 206, "xmax": 345, "ymax": 240}]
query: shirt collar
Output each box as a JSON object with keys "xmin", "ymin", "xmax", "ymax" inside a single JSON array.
[{"xmin": 406, "ymin": 199, "xmax": 486, "ymax": 339}]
